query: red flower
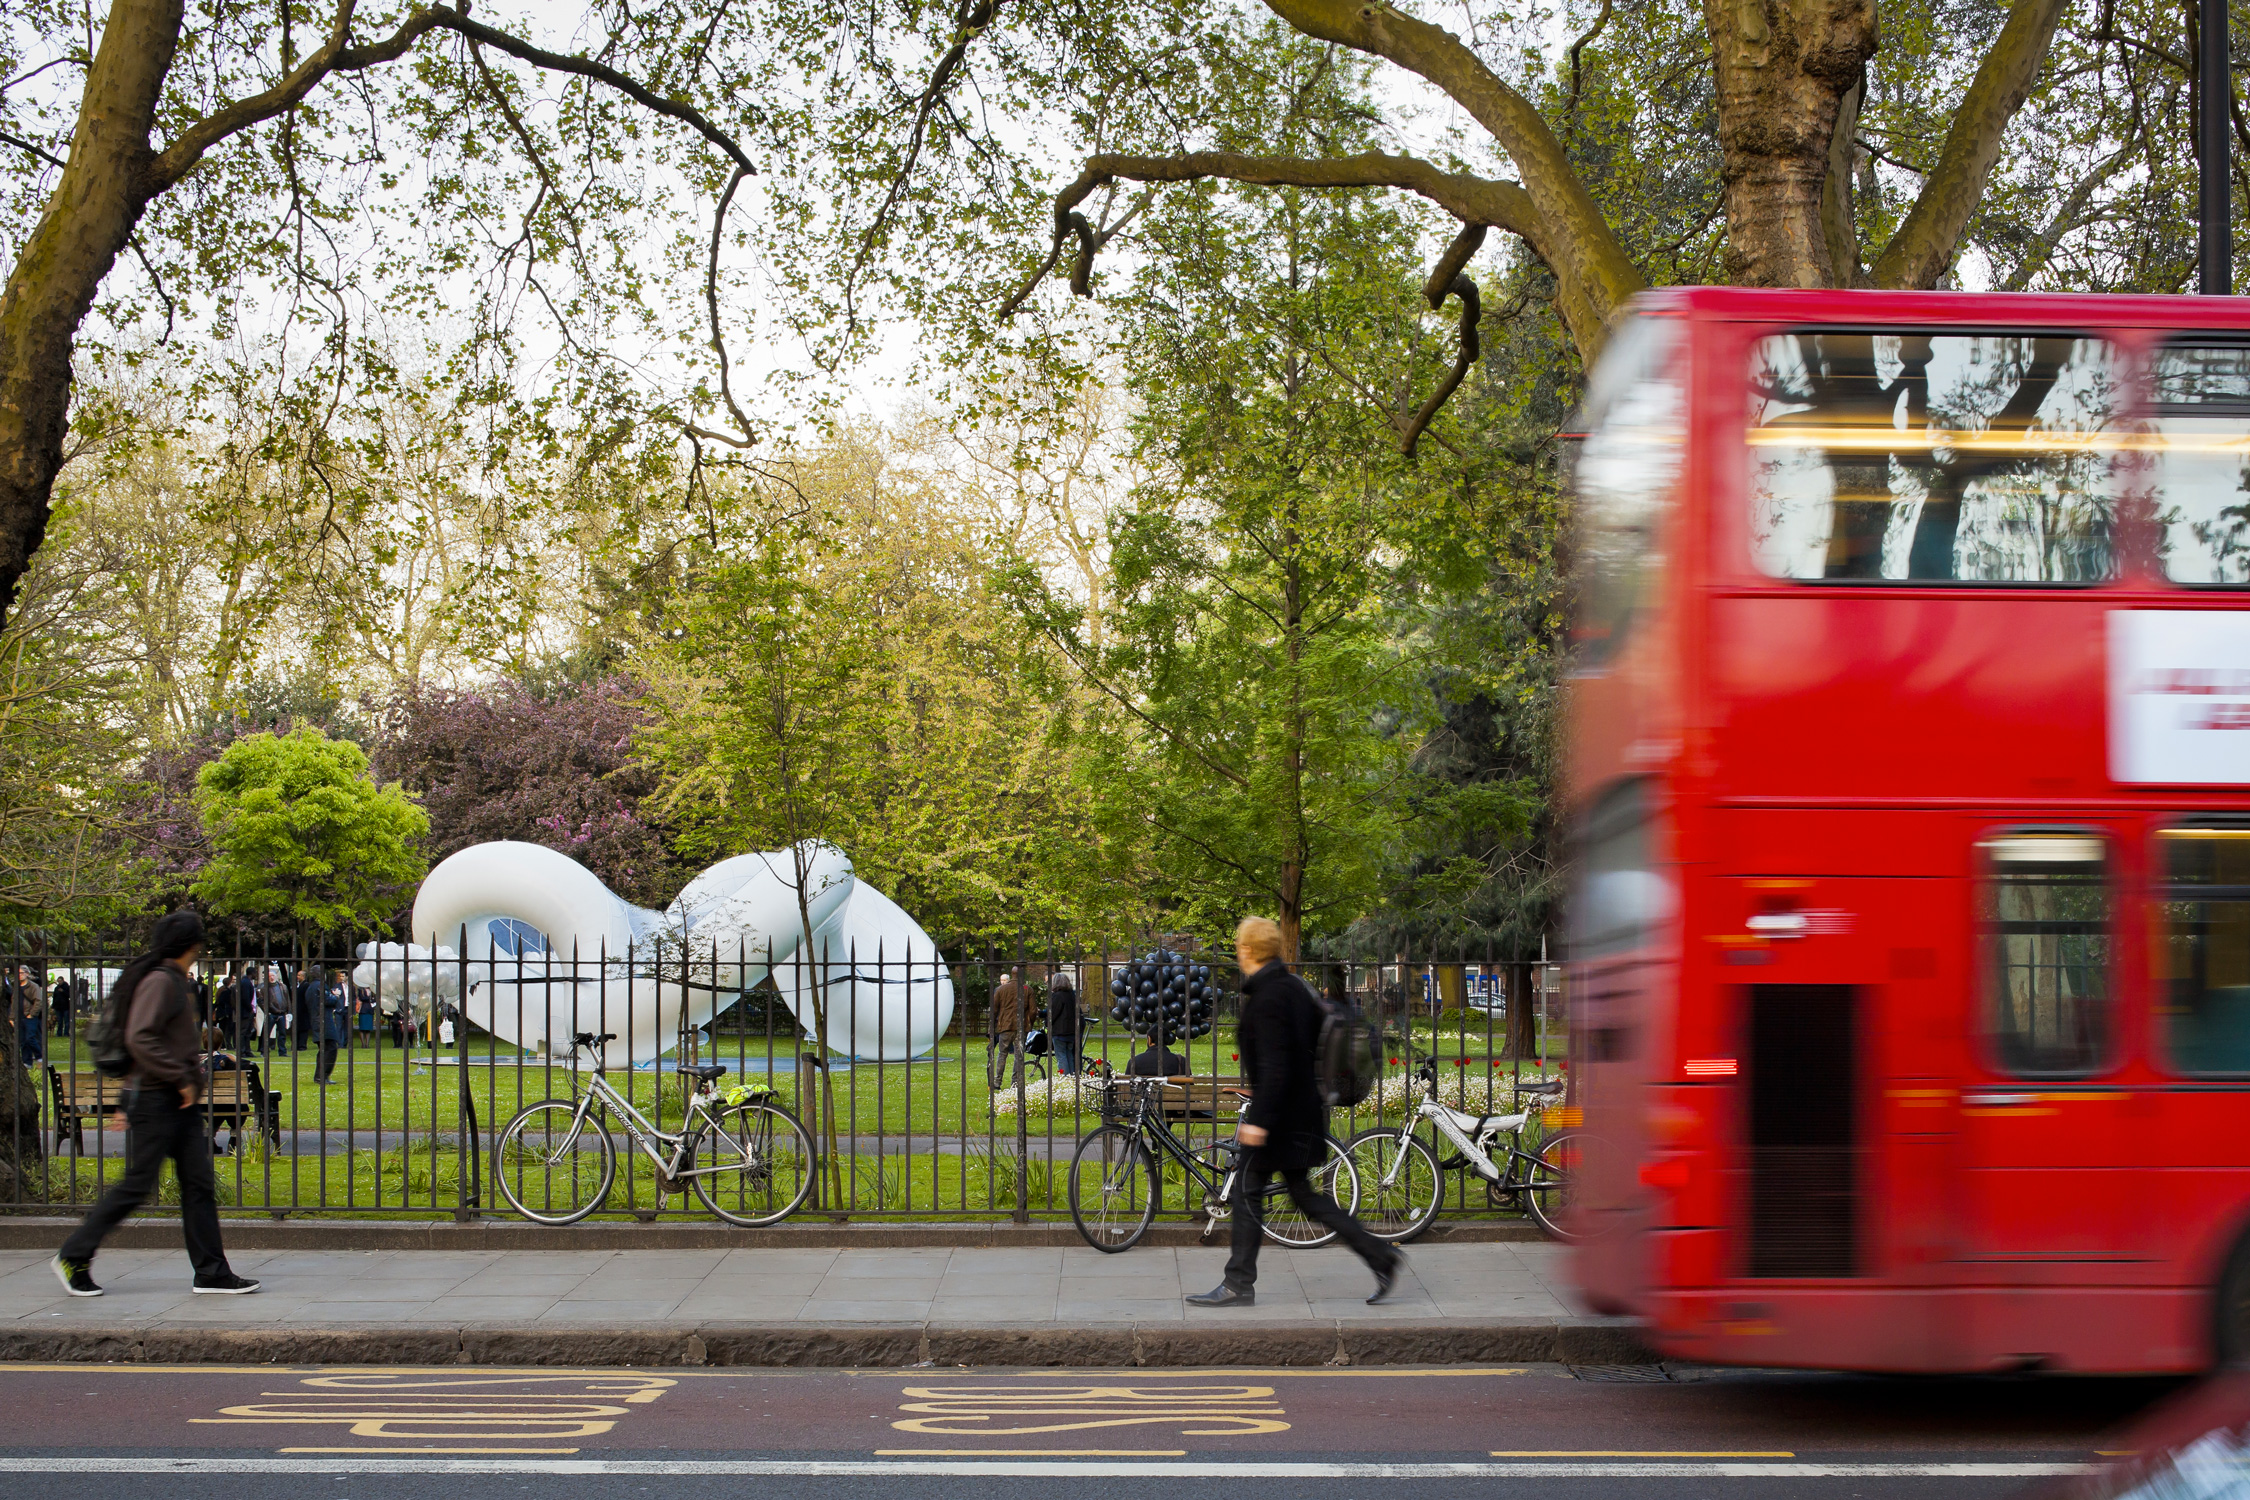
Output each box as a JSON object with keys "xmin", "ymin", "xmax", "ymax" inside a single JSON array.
[
  {"xmin": 1230, "ymin": 1053, "xmax": 1239, "ymax": 1061},
  {"xmin": 1454, "ymin": 1058, "xmax": 1469, "ymax": 1067}
]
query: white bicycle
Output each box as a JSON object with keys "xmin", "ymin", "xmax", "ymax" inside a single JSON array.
[
  {"xmin": 1343, "ymin": 1055, "xmax": 1589, "ymax": 1243},
  {"xmin": 492, "ymin": 1031, "xmax": 817, "ymax": 1226}
]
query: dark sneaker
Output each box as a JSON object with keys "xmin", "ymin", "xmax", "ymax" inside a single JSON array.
[
  {"xmin": 1368, "ymin": 1250, "xmax": 1408, "ymax": 1305},
  {"xmin": 192, "ymin": 1273, "xmax": 261, "ymax": 1296},
  {"xmin": 51, "ymin": 1256, "xmax": 102, "ymax": 1298}
]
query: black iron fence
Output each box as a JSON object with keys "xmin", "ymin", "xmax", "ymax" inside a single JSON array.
[{"xmin": 1, "ymin": 932, "xmax": 1567, "ymax": 1224}]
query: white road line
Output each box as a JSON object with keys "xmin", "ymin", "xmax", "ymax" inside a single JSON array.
[{"xmin": 0, "ymin": 1456, "xmax": 2099, "ymax": 1478}]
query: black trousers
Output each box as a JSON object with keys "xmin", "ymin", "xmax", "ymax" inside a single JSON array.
[
  {"xmin": 1223, "ymin": 1150, "xmax": 1396, "ymax": 1292},
  {"xmin": 315, "ymin": 1035, "xmax": 338, "ymax": 1082},
  {"xmin": 59, "ymin": 1088, "xmax": 230, "ymax": 1279}
]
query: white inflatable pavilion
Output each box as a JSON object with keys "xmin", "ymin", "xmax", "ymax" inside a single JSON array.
[{"xmin": 353, "ymin": 840, "xmax": 953, "ymax": 1062}]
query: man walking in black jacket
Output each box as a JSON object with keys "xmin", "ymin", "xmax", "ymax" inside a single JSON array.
[
  {"xmin": 1186, "ymin": 916, "xmax": 1401, "ymax": 1309},
  {"xmin": 52, "ymin": 910, "xmax": 259, "ymax": 1298}
]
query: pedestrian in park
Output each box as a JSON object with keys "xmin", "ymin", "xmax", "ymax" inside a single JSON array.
[
  {"xmin": 314, "ymin": 968, "xmax": 349, "ymax": 1084},
  {"xmin": 987, "ymin": 967, "xmax": 1029, "ymax": 1088},
  {"xmin": 48, "ymin": 969, "xmax": 72, "ymax": 1040},
  {"xmin": 232, "ymin": 964, "xmax": 258, "ymax": 1049},
  {"xmin": 1185, "ymin": 915, "xmax": 1401, "ymax": 1310},
  {"xmin": 52, "ymin": 909, "xmax": 260, "ymax": 1299},
  {"xmin": 259, "ymin": 967, "xmax": 290, "ymax": 1056},
  {"xmin": 354, "ymin": 982, "xmax": 377, "ymax": 1049},
  {"xmin": 1047, "ymin": 969, "xmax": 1081, "ymax": 1076},
  {"xmin": 13, "ymin": 965, "xmax": 44, "ymax": 1066},
  {"xmin": 293, "ymin": 966, "xmax": 320, "ymax": 1052}
]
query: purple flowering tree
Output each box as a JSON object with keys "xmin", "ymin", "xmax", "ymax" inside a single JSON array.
[{"xmin": 370, "ymin": 677, "xmax": 681, "ymax": 910}]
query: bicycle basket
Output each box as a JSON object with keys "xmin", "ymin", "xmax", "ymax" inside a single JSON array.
[{"xmin": 1096, "ymin": 1077, "xmax": 1138, "ymax": 1125}]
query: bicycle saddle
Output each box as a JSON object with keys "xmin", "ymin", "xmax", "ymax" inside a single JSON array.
[{"xmin": 682, "ymin": 1063, "xmax": 728, "ymax": 1082}]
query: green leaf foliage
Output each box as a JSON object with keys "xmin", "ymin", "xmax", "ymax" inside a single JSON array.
[{"xmin": 191, "ymin": 727, "xmax": 430, "ymax": 937}]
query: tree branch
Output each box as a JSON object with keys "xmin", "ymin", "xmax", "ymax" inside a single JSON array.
[
  {"xmin": 997, "ymin": 148, "xmax": 1610, "ymax": 351},
  {"xmin": 1400, "ymin": 223, "xmax": 1484, "ymax": 458},
  {"xmin": 149, "ymin": 3, "xmax": 756, "ymax": 196},
  {"xmin": 1259, "ymin": 0, "xmax": 1644, "ymax": 344},
  {"xmin": 1868, "ymin": 0, "xmax": 2070, "ymax": 288}
]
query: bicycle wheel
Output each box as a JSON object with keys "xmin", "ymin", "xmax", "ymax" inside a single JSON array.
[
  {"xmin": 1260, "ymin": 1137, "xmax": 1360, "ymax": 1248},
  {"xmin": 1523, "ymin": 1130, "xmax": 1604, "ymax": 1241},
  {"xmin": 690, "ymin": 1102, "xmax": 817, "ymax": 1227},
  {"xmin": 493, "ymin": 1099, "xmax": 614, "ymax": 1225},
  {"xmin": 1343, "ymin": 1128, "xmax": 1443, "ymax": 1243},
  {"xmin": 1068, "ymin": 1124, "xmax": 1157, "ymax": 1252}
]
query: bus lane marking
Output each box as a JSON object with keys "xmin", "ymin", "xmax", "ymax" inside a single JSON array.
[
  {"xmin": 881, "ymin": 1379, "xmax": 1289, "ymax": 1452},
  {"xmin": 187, "ymin": 1370, "xmax": 676, "ymax": 1454}
]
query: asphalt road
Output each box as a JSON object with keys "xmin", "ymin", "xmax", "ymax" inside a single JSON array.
[{"xmin": 0, "ymin": 1360, "xmax": 2180, "ymax": 1499}]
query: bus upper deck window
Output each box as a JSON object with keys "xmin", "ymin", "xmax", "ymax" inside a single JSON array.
[
  {"xmin": 1570, "ymin": 316, "xmax": 1684, "ymax": 668},
  {"xmin": 2150, "ymin": 341, "xmax": 2250, "ymax": 585},
  {"xmin": 1748, "ymin": 332, "xmax": 2124, "ymax": 584},
  {"xmin": 1982, "ymin": 833, "xmax": 2112, "ymax": 1077},
  {"xmin": 2157, "ymin": 826, "xmax": 2250, "ymax": 1075}
]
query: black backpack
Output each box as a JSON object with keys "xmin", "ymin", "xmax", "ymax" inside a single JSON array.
[
  {"xmin": 1311, "ymin": 986, "xmax": 1380, "ymax": 1108},
  {"xmin": 88, "ymin": 959, "xmax": 182, "ymax": 1079}
]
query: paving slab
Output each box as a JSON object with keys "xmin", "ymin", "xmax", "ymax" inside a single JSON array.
[{"xmin": 0, "ymin": 1239, "xmax": 1642, "ymax": 1366}]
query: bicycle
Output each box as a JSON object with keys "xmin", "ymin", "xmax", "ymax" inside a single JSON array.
[
  {"xmin": 1342, "ymin": 1054, "xmax": 1591, "ymax": 1243},
  {"xmin": 1067, "ymin": 1075, "xmax": 1360, "ymax": 1253},
  {"xmin": 492, "ymin": 1031, "xmax": 817, "ymax": 1227}
]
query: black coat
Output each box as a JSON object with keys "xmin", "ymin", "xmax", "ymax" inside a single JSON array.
[{"xmin": 1236, "ymin": 959, "xmax": 1328, "ymax": 1172}]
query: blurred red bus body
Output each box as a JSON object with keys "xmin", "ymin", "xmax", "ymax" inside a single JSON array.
[{"xmin": 1565, "ymin": 287, "xmax": 2250, "ymax": 1374}]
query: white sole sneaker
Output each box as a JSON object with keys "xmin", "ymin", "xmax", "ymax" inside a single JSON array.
[
  {"xmin": 51, "ymin": 1257, "xmax": 102, "ymax": 1298},
  {"xmin": 192, "ymin": 1279, "xmax": 261, "ymax": 1295}
]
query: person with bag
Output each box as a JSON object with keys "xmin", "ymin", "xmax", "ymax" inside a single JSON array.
[
  {"xmin": 987, "ymin": 968, "xmax": 1030, "ymax": 1089},
  {"xmin": 52, "ymin": 910, "xmax": 259, "ymax": 1298},
  {"xmin": 1047, "ymin": 970, "xmax": 1082, "ymax": 1076},
  {"xmin": 1185, "ymin": 916, "xmax": 1402, "ymax": 1310}
]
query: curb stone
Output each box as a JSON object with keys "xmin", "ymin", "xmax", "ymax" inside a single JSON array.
[
  {"xmin": 0, "ymin": 1318, "xmax": 1653, "ymax": 1368},
  {"xmin": 0, "ymin": 1217, "xmax": 1545, "ymax": 1253}
]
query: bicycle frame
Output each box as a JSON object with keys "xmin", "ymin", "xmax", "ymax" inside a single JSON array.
[
  {"xmin": 1119, "ymin": 1085, "xmax": 1241, "ymax": 1216},
  {"xmin": 555, "ymin": 1055, "xmax": 743, "ymax": 1186}
]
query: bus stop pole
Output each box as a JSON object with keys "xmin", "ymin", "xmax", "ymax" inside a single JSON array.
[{"xmin": 2204, "ymin": 0, "xmax": 2232, "ymax": 294}]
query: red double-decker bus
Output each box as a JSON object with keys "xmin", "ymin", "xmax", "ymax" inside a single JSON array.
[{"xmin": 1565, "ymin": 287, "xmax": 2250, "ymax": 1374}]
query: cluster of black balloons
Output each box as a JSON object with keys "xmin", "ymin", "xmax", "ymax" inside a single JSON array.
[{"xmin": 1108, "ymin": 949, "xmax": 1218, "ymax": 1041}]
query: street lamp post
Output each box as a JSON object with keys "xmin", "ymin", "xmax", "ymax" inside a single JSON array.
[{"xmin": 2203, "ymin": 0, "xmax": 2232, "ymax": 293}]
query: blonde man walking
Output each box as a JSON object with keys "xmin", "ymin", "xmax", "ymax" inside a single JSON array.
[{"xmin": 1186, "ymin": 917, "xmax": 1401, "ymax": 1308}]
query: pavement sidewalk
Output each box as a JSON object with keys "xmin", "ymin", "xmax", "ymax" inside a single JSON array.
[{"xmin": 0, "ymin": 1240, "xmax": 1647, "ymax": 1368}]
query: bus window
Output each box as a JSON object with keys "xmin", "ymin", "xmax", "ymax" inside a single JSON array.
[
  {"xmin": 1748, "ymin": 332, "xmax": 2124, "ymax": 583},
  {"xmin": 1570, "ymin": 779, "xmax": 1668, "ymax": 961},
  {"xmin": 2156, "ymin": 825, "xmax": 2250, "ymax": 1074},
  {"xmin": 2149, "ymin": 340, "xmax": 2250, "ymax": 585},
  {"xmin": 1981, "ymin": 833, "xmax": 2112, "ymax": 1076},
  {"xmin": 1569, "ymin": 316, "xmax": 1684, "ymax": 668}
]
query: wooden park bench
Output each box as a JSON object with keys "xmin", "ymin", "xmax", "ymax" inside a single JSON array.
[
  {"xmin": 46, "ymin": 1059, "xmax": 282, "ymax": 1153},
  {"xmin": 1155, "ymin": 1075, "xmax": 1247, "ymax": 1122},
  {"xmin": 45, "ymin": 1068, "xmax": 127, "ymax": 1152}
]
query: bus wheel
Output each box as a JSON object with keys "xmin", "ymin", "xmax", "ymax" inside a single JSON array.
[{"xmin": 2216, "ymin": 1235, "xmax": 2250, "ymax": 1365}]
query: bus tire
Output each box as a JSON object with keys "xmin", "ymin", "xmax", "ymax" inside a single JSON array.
[{"xmin": 2216, "ymin": 1232, "xmax": 2250, "ymax": 1365}]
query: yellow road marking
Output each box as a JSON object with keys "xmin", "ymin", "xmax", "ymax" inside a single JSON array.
[
  {"xmin": 892, "ymin": 1382, "xmax": 1290, "ymax": 1438},
  {"xmin": 1494, "ymin": 1451, "xmax": 1797, "ymax": 1458},
  {"xmin": 279, "ymin": 1448, "xmax": 582, "ymax": 1455},
  {"xmin": 876, "ymin": 1450, "xmax": 1189, "ymax": 1457}
]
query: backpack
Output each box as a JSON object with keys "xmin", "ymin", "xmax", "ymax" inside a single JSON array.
[
  {"xmin": 1311, "ymin": 986, "xmax": 1380, "ymax": 1108},
  {"xmin": 88, "ymin": 959, "xmax": 184, "ymax": 1079}
]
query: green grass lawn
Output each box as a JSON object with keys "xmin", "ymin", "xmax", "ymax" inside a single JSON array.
[{"xmin": 25, "ymin": 1012, "xmax": 1567, "ymax": 1222}]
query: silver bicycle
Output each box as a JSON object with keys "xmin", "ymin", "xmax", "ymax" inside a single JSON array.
[
  {"xmin": 1343, "ymin": 1055, "xmax": 1584, "ymax": 1242},
  {"xmin": 492, "ymin": 1031, "xmax": 816, "ymax": 1226}
]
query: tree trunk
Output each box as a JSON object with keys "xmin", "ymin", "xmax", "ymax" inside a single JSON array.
[
  {"xmin": 0, "ymin": 0, "xmax": 184, "ymax": 626},
  {"xmin": 1, "ymin": 1012, "xmax": 46, "ymax": 1207},
  {"xmin": 1706, "ymin": 0, "xmax": 1876, "ymax": 287}
]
